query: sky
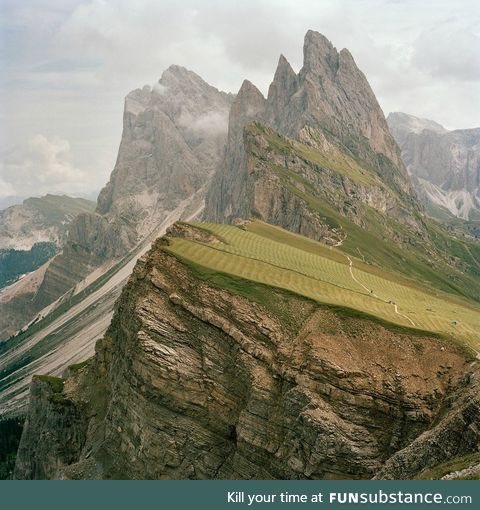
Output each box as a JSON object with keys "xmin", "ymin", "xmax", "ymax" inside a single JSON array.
[{"xmin": 0, "ymin": 0, "xmax": 479, "ymax": 203}]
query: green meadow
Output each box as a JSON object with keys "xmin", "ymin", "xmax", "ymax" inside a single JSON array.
[{"xmin": 165, "ymin": 221, "xmax": 480, "ymax": 355}]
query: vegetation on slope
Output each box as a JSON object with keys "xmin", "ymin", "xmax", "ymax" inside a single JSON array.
[
  {"xmin": 0, "ymin": 242, "xmax": 57, "ymax": 289},
  {"xmin": 246, "ymin": 122, "xmax": 480, "ymax": 304},
  {"xmin": 164, "ymin": 221, "xmax": 480, "ymax": 355}
]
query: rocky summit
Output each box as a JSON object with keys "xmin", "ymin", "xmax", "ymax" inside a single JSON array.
[
  {"xmin": 205, "ymin": 31, "xmax": 410, "ymax": 228},
  {"xmin": 0, "ymin": 67, "xmax": 232, "ymax": 341},
  {"xmin": 5, "ymin": 31, "xmax": 480, "ymax": 481}
]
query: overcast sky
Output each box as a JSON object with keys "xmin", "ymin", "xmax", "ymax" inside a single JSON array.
[{"xmin": 1, "ymin": 0, "xmax": 479, "ymax": 202}]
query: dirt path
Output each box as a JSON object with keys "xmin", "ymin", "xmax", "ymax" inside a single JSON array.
[
  {"xmin": 345, "ymin": 255, "xmax": 416, "ymax": 327},
  {"xmin": 332, "ymin": 232, "xmax": 347, "ymax": 248}
]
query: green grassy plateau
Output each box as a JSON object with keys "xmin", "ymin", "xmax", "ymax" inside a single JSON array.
[{"xmin": 164, "ymin": 221, "xmax": 480, "ymax": 355}]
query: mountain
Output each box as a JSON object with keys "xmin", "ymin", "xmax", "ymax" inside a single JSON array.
[
  {"xmin": 0, "ymin": 67, "xmax": 232, "ymax": 340},
  {"xmin": 204, "ymin": 31, "xmax": 480, "ymax": 305},
  {"xmin": 13, "ymin": 222, "xmax": 480, "ymax": 480},
  {"xmin": 0, "ymin": 195, "xmax": 95, "ymax": 289},
  {"xmin": 387, "ymin": 112, "xmax": 480, "ymax": 221},
  {"xmin": 0, "ymin": 194, "xmax": 95, "ymax": 251},
  {"xmin": 205, "ymin": 32, "xmax": 425, "ymax": 247},
  {"xmin": 10, "ymin": 31, "xmax": 480, "ymax": 480}
]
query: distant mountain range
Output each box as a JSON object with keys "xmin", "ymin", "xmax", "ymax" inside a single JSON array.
[
  {"xmin": 0, "ymin": 195, "xmax": 95, "ymax": 290},
  {"xmin": 387, "ymin": 112, "xmax": 480, "ymax": 221},
  {"xmin": 2, "ymin": 31, "xmax": 479, "ymax": 481}
]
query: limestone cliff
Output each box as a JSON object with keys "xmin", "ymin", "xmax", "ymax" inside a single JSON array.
[
  {"xmin": 387, "ymin": 112, "xmax": 480, "ymax": 221},
  {"xmin": 14, "ymin": 225, "xmax": 479, "ymax": 480},
  {"xmin": 205, "ymin": 31, "xmax": 414, "ymax": 227},
  {"xmin": 0, "ymin": 67, "xmax": 232, "ymax": 339}
]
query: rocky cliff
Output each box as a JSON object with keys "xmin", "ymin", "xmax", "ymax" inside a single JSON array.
[
  {"xmin": 205, "ymin": 31, "xmax": 414, "ymax": 230},
  {"xmin": 387, "ymin": 112, "xmax": 480, "ymax": 221},
  {"xmin": 14, "ymin": 224, "xmax": 479, "ymax": 479},
  {"xmin": 0, "ymin": 67, "xmax": 232, "ymax": 339},
  {"xmin": 0, "ymin": 194, "xmax": 95, "ymax": 251}
]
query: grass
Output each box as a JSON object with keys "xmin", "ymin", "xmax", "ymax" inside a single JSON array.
[
  {"xmin": 164, "ymin": 221, "xmax": 480, "ymax": 355},
  {"xmin": 247, "ymin": 122, "xmax": 381, "ymax": 187},
  {"xmin": 68, "ymin": 359, "xmax": 91, "ymax": 372},
  {"xmin": 246, "ymin": 121, "xmax": 480, "ymax": 305},
  {"xmin": 32, "ymin": 375, "xmax": 64, "ymax": 393},
  {"xmin": 416, "ymin": 452, "xmax": 480, "ymax": 480}
]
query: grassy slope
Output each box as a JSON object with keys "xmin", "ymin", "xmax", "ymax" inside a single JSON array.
[
  {"xmin": 247, "ymin": 122, "xmax": 480, "ymax": 304},
  {"xmin": 24, "ymin": 194, "xmax": 95, "ymax": 222},
  {"xmin": 164, "ymin": 221, "xmax": 480, "ymax": 355}
]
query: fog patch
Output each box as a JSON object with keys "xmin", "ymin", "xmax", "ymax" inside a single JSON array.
[
  {"xmin": 178, "ymin": 109, "xmax": 229, "ymax": 136},
  {"xmin": 153, "ymin": 82, "xmax": 169, "ymax": 95}
]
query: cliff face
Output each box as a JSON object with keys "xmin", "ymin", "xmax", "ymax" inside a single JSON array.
[
  {"xmin": 387, "ymin": 112, "xmax": 480, "ymax": 220},
  {"xmin": 205, "ymin": 31, "xmax": 414, "ymax": 227},
  {"xmin": 0, "ymin": 67, "xmax": 232, "ymax": 339},
  {"xmin": 14, "ymin": 226, "xmax": 478, "ymax": 480},
  {"xmin": 236, "ymin": 122, "xmax": 422, "ymax": 245},
  {"xmin": 45, "ymin": 65, "xmax": 233, "ymax": 281}
]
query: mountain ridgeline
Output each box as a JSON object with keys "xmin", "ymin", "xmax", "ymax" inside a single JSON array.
[
  {"xmin": 0, "ymin": 68, "xmax": 232, "ymax": 340},
  {"xmin": 8, "ymin": 31, "xmax": 480, "ymax": 480},
  {"xmin": 387, "ymin": 112, "xmax": 480, "ymax": 222}
]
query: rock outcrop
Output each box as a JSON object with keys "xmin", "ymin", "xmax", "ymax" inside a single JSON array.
[
  {"xmin": 205, "ymin": 31, "xmax": 417, "ymax": 236},
  {"xmin": 0, "ymin": 67, "xmax": 232, "ymax": 339},
  {"xmin": 0, "ymin": 194, "xmax": 95, "ymax": 251},
  {"xmin": 387, "ymin": 112, "xmax": 480, "ymax": 220},
  {"xmin": 14, "ymin": 227, "xmax": 478, "ymax": 479}
]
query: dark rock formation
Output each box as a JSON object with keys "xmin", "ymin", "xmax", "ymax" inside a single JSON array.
[{"xmin": 14, "ymin": 229, "xmax": 477, "ymax": 480}]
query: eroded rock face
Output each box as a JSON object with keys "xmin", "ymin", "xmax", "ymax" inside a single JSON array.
[
  {"xmin": 63, "ymin": 65, "xmax": 233, "ymax": 263},
  {"xmin": 387, "ymin": 112, "xmax": 480, "ymax": 220},
  {"xmin": 268, "ymin": 31, "xmax": 403, "ymax": 172},
  {"xmin": 205, "ymin": 31, "xmax": 414, "ymax": 226},
  {"xmin": 0, "ymin": 195, "xmax": 95, "ymax": 251},
  {"xmin": 14, "ymin": 234, "xmax": 476, "ymax": 480},
  {"xmin": 216, "ymin": 121, "xmax": 423, "ymax": 245},
  {"xmin": 1, "ymin": 67, "xmax": 232, "ymax": 338}
]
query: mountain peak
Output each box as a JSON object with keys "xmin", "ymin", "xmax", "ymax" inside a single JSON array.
[
  {"xmin": 272, "ymin": 54, "xmax": 296, "ymax": 84},
  {"xmin": 227, "ymin": 80, "xmax": 266, "ymax": 146},
  {"xmin": 266, "ymin": 54, "xmax": 298, "ymax": 116},
  {"xmin": 387, "ymin": 112, "xmax": 447, "ymax": 135},
  {"xmin": 237, "ymin": 79, "xmax": 264, "ymax": 100},
  {"xmin": 302, "ymin": 30, "xmax": 338, "ymax": 76}
]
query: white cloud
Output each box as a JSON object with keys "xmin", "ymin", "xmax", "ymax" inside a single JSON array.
[
  {"xmin": 0, "ymin": 177, "xmax": 16, "ymax": 199},
  {"xmin": 0, "ymin": 134, "xmax": 88, "ymax": 197},
  {"xmin": 178, "ymin": 110, "xmax": 230, "ymax": 136},
  {"xmin": 412, "ymin": 25, "xmax": 480, "ymax": 82}
]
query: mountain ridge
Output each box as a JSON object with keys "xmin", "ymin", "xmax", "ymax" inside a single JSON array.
[
  {"xmin": 387, "ymin": 112, "xmax": 480, "ymax": 221},
  {"xmin": 4, "ymin": 30, "xmax": 480, "ymax": 481}
]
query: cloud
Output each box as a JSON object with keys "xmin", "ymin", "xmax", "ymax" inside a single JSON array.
[
  {"xmin": 0, "ymin": 177, "xmax": 16, "ymax": 199},
  {"xmin": 178, "ymin": 110, "xmax": 230, "ymax": 136},
  {"xmin": 412, "ymin": 26, "xmax": 480, "ymax": 81},
  {"xmin": 0, "ymin": 134, "xmax": 88, "ymax": 198}
]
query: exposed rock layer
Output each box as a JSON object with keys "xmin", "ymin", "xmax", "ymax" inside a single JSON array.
[
  {"xmin": 387, "ymin": 112, "xmax": 480, "ymax": 220},
  {"xmin": 14, "ymin": 230, "xmax": 478, "ymax": 480}
]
